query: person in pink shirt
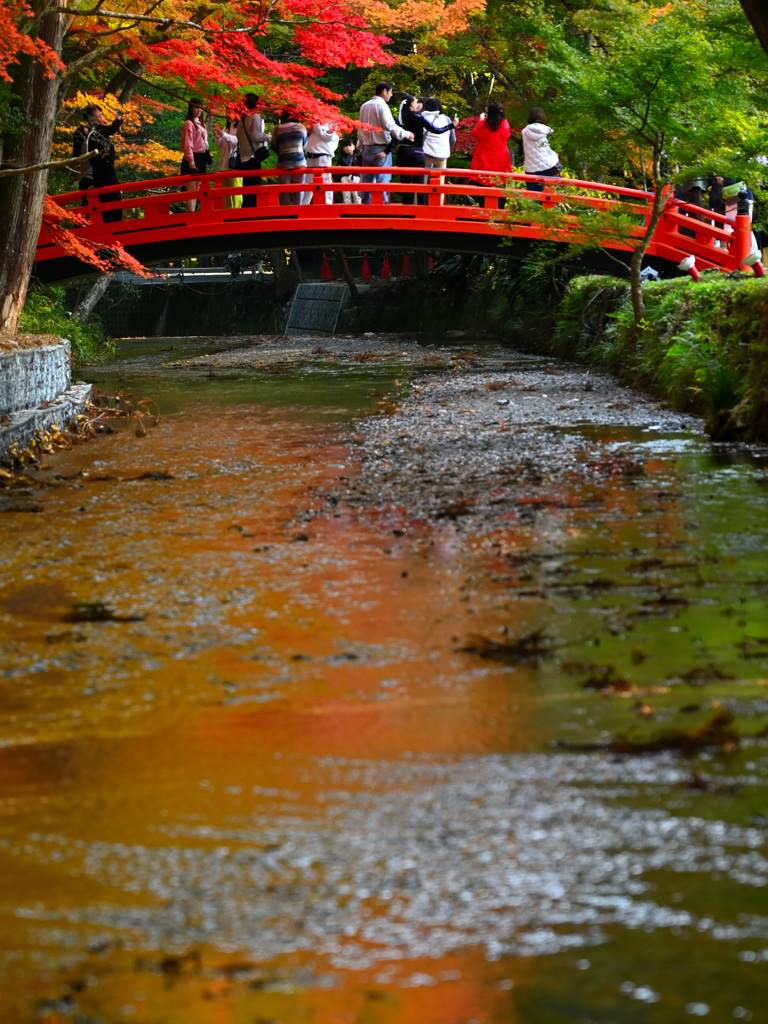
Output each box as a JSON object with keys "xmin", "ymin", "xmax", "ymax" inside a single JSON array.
[
  {"xmin": 470, "ymin": 102, "xmax": 511, "ymax": 209},
  {"xmin": 180, "ymin": 98, "xmax": 210, "ymax": 212}
]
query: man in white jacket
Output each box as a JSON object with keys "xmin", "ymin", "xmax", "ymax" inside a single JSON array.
[
  {"xmin": 522, "ymin": 107, "xmax": 560, "ymax": 193},
  {"xmin": 358, "ymin": 81, "xmax": 413, "ymax": 204},
  {"xmin": 302, "ymin": 123, "xmax": 339, "ymax": 204}
]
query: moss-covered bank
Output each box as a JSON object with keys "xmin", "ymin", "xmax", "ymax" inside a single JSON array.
[{"xmin": 340, "ymin": 256, "xmax": 768, "ymax": 442}]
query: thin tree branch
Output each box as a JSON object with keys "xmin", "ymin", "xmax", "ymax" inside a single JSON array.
[
  {"xmin": 66, "ymin": 3, "xmax": 375, "ymax": 36},
  {"xmin": 67, "ymin": 4, "xmax": 276, "ymax": 35},
  {"xmin": 104, "ymin": 56, "xmax": 205, "ymax": 108},
  {"xmin": 0, "ymin": 150, "xmax": 96, "ymax": 179},
  {"xmin": 62, "ymin": 39, "xmax": 133, "ymax": 82}
]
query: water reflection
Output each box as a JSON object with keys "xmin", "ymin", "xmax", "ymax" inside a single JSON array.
[{"xmin": 0, "ymin": 337, "xmax": 766, "ymax": 1023}]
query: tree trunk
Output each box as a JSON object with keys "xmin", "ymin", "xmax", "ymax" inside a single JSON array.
[
  {"xmin": 267, "ymin": 249, "xmax": 296, "ymax": 299},
  {"xmin": 463, "ymin": 70, "xmax": 481, "ymax": 113},
  {"xmin": 739, "ymin": 1, "xmax": 768, "ymax": 57},
  {"xmin": 0, "ymin": 1, "xmax": 67, "ymax": 333},
  {"xmin": 105, "ymin": 59, "xmax": 146, "ymax": 103},
  {"xmin": 628, "ymin": 138, "xmax": 668, "ymax": 323},
  {"xmin": 333, "ymin": 247, "xmax": 359, "ymax": 302},
  {"xmin": 289, "ymin": 249, "xmax": 303, "ymax": 282},
  {"xmin": 74, "ymin": 273, "xmax": 113, "ymax": 322}
]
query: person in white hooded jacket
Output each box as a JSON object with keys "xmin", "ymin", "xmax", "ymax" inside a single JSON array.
[
  {"xmin": 421, "ymin": 98, "xmax": 455, "ymax": 169},
  {"xmin": 522, "ymin": 107, "xmax": 560, "ymax": 193},
  {"xmin": 421, "ymin": 97, "xmax": 455, "ymax": 205}
]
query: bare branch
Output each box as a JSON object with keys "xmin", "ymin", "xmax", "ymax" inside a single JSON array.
[
  {"xmin": 104, "ymin": 56, "xmax": 202, "ymax": 108},
  {"xmin": 0, "ymin": 150, "xmax": 96, "ymax": 179},
  {"xmin": 62, "ymin": 39, "xmax": 132, "ymax": 82},
  {"xmin": 66, "ymin": 2, "xmax": 373, "ymax": 36},
  {"xmin": 67, "ymin": 5, "xmax": 271, "ymax": 35}
]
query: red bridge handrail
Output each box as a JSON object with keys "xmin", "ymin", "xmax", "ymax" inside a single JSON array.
[{"xmin": 36, "ymin": 166, "xmax": 758, "ymax": 278}]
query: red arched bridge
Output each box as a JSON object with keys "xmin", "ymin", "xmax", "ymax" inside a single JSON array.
[{"xmin": 34, "ymin": 166, "xmax": 762, "ymax": 284}]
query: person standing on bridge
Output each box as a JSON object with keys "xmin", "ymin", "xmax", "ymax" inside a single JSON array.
[
  {"xmin": 302, "ymin": 123, "xmax": 339, "ymax": 205},
  {"xmin": 74, "ymin": 104, "xmax": 124, "ymax": 222},
  {"xmin": 237, "ymin": 93, "xmax": 270, "ymax": 209},
  {"xmin": 358, "ymin": 81, "xmax": 414, "ymax": 204},
  {"xmin": 471, "ymin": 102, "xmax": 512, "ymax": 209},
  {"xmin": 338, "ymin": 137, "xmax": 362, "ymax": 204},
  {"xmin": 395, "ymin": 96, "xmax": 457, "ymax": 206},
  {"xmin": 272, "ymin": 110, "xmax": 308, "ymax": 206},
  {"xmin": 213, "ymin": 115, "xmax": 242, "ymax": 210},
  {"xmin": 180, "ymin": 98, "xmax": 212, "ymax": 213},
  {"xmin": 421, "ymin": 97, "xmax": 456, "ymax": 204},
  {"xmin": 521, "ymin": 107, "xmax": 561, "ymax": 194}
]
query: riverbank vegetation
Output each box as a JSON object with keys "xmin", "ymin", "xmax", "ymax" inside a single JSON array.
[
  {"xmin": 342, "ymin": 257, "xmax": 768, "ymax": 442},
  {"xmin": 18, "ymin": 285, "xmax": 112, "ymax": 367}
]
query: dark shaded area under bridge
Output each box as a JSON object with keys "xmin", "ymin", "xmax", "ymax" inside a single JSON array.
[{"xmin": 36, "ymin": 227, "xmax": 666, "ymax": 287}]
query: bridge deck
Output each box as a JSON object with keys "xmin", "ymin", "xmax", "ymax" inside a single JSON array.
[{"xmin": 35, "ymin": 167, "xmax": 757, "ymax": 283}]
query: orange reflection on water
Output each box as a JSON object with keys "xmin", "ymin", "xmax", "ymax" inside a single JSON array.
[{"xmin": 0, "ymin": 401, "xmax": 536, "ymax": 1023}]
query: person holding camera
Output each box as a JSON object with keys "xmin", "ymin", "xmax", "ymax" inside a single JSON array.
[
  {"xmin": 74, "ymin": 104, "xmax": 124, "ymax": 222},
  {"xmin": 213, "ymin": 115, "xmax": 242, "ymax": 209},
  {"xmin": 237, "ymin": 93, "xmax": 270, "ymax": 208},
  {"xmin": 521, "ymin": 107, "xmax": 561, "ymax": 194}
]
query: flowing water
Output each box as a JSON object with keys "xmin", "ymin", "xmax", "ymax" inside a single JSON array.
[{"xmin": 1, "ymin": 334, "xmax": 767, "ymax": 1023}]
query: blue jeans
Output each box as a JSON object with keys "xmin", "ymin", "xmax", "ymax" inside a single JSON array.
[{"xmin": 362, "ymin": 146, "xmax": 392, "ymax": 204}]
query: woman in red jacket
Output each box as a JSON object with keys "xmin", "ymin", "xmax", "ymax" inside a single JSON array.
[{"xmin": 470, "ymin": 102, "xmax": 511, "ymax": 209}]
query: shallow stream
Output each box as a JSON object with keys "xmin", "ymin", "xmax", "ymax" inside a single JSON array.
[{"xmin": 1, "ymin": 333, "xmax": 767, "ymax": 1023}]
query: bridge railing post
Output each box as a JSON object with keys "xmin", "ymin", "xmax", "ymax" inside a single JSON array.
[
  {"xmin": 731, "ymin": 193, "xmax": 755, "ymax": 272},
  {"xmin": 427, "ymin": 168, "xmax": 442, "ymax": 206}
]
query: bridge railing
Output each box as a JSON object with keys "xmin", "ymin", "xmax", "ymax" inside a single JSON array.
[{"xmin": 39, "ymin": 167, "xmax": 757, "ymax": 276}]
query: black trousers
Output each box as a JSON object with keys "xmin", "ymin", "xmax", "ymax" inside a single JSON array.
[
  {"xmin": 526, "ymin": 164, "xmax": 559, "ymax": 193},
  {"xmin": 92, "ymin": 164, "xmax": 122, "ymax": 223},
  {"xmin": 397, "ymin": 147, "xmax": 428, "ymax": 206},
  {"xmin": 238, "ymin": 155, "xmax": 263, "ymax": 208}
]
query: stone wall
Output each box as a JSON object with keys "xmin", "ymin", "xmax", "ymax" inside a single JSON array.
[
  {"xmin": 0, "ymin": 337, "xmax": 92, "ymax": 463},
  {"xmin": 0, "ymin": 339, "xmax": 71, "ymax": 416}
]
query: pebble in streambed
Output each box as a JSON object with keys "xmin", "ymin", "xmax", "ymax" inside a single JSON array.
[{"xmin": 326, "ymin": 350, "xmax": 703, "ymax": 530}]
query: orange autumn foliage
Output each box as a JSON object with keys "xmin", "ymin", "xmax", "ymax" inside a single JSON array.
[
  {"xmin": 0, "ymin": 0, "xmax": 62, "ymax": 81},
  {"xmin": 42, "ymin": 195, "xmax": 152, "ymax": 278}
]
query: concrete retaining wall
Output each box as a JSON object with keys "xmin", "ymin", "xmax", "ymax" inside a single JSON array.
[
  {"xmin": 0, "ymin": 340, "xmax": 72, "ymax": 416},
  {"xmin": 0, "ymin": 338, "xmax": 92, "ymax": 464},
  {"xmin": 1, "ymin": 384, "xmax": 93, "ymax": 462}
]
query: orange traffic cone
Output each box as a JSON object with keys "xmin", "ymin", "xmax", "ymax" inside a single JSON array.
[
  {"xmin": 401, "ymin": 253, "xmax": 411, "ymax": 276},
  {"xmin": 362, "ymin": 254, "xmax": 372, "ymax": 279},
  {"xmin": 320, "ymin": 252, "xmax": 333, "ymax": 280},
  {"xmin": 381, "ymin": 252, "xmax": 391, "ymax": 278}
]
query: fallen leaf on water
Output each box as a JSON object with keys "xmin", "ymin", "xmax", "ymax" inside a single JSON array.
[
  {"xmin": 460, "ymin": 627, "xmax": 558, "ymax": 662},
  {"xmin": 670, "ymin": 662, "xmax": 737, "ymax": 685},
  {"xmin": 581, "ymin": 666, "xmax": 634, "ymax": 692},
  {"xmin": 611, "ymin": 709, "xmax": 739, "ymax": 754},
  {"xmin": 63, "ymin": 601, "xmax": 145, "ymax": 623},
  {"xmin": 677, "ymin": 772, "xmax": 741, "ymax": 794},
  {"xmin": 132, "ymin": 470, "xmax": 174, "ymax": 481}
]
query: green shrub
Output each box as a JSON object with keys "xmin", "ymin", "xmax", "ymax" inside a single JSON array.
[{"xmin": 19, "ymin": 285, "xmax": 115, "ymax": 367}]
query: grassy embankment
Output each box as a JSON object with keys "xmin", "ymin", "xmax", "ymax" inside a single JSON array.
[
  {"xmin": 342, "ymin": 255, "xmax": 768, "ymax": 442},
  {"xmin": 18, "ymin": 285, "xmax": 113, "ymax": 367}
]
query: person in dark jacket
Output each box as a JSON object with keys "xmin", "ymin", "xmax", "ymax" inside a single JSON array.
[
  {"xmin": 395, "ymin": 95, "xmax": 457, "ymax": 205},
  {"xmin": 73, "ymin": 104, "xmax": 123, "ymax": 220},
  {"xmin": 337, "ymin": 137, "xmax": 361, "ymax": 204}
]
